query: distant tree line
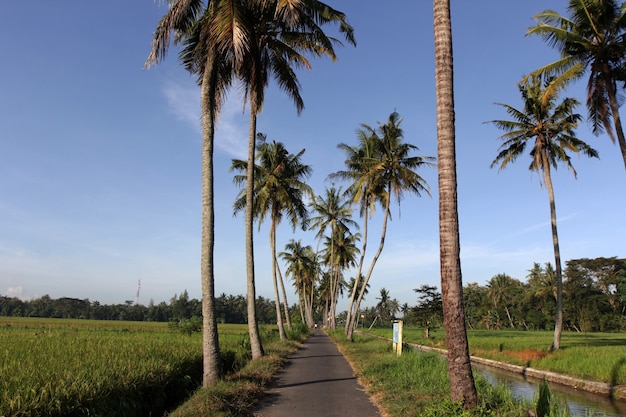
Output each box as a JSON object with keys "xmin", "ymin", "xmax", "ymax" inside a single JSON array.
[
  {"xmin": 355, "ymin": 257, "xmax": 626, "ymax": 333},
  {"xmin": 0, "ymin": 290, "xmax": 289, "ymax": 325}
]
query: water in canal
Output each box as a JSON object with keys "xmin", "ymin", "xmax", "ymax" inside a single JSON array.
[{"xmin": 473, "ymin": 363, "xmax": 626, "ymax": 417}]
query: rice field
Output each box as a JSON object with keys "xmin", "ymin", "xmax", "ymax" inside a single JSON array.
[{"xmin": 0, "ymin": 317, "xmax": 262, "ymax": 417}]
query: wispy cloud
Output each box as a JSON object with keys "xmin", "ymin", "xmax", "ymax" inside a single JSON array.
[
  {"xmin": 517, "ymin": 212, "xmax": 577, "ymax": 236},
  {"xmin": 163, "ymin": 81, "xmax": 200, "ymax": 128},
  {"xmin": 162, "ymin": 80, "xmax": 248, "ymax": 158}
]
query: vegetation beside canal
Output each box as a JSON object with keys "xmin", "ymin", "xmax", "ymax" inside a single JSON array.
[
  {"xmin": 330, "ymin": 331, "xmax": 573, "ymax": 417},
  {"xmin": 363, "ymin": 327, "xmax": 626, "ymax": 386}
]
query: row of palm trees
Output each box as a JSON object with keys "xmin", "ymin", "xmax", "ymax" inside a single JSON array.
[
  {"xmin": 142, "ymin": 0, "xmax": 626, "ymax": 411},
  {"xmin": 145, "ymin": 0, "xmax": 355, "ymax": 386},
  {"xmin": 231, "ymin": 111, "xmax": 435, "ymax": 338},
  {"xmin": 139, "ymin": 0, "xmax": 479, "ymax": 407},
  {"xmin": 331, "ymin": 112, "xmax": 435, "ymax": 340}
]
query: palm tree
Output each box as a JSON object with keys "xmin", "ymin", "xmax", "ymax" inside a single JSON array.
[
  {"xmin": 280, "ymin": 239, "xmax": 318, "ymax": 327},
  {"xmin": 320, "ymin": 227, "xmax": 360, "ymax": 328},
  {"xmin": 310, "ymin": 186, "xmax": 358, "ymax": 329},
  {"xmin": 488, "ymin": 75, "xmax": 599, "ymax": 350},
  {"xmin": 145, "ymin": 0, "xmax": 245, "ymax": 386},
  {"xmin": 232, "ymin": 134, "xmax": 312, "ymax": 340},
  {"xmin": 331, "ymin": 126, "xmax": 379, "ymax": 336},
  {"xmin": 375, "ymin": 288, "xmax": 398, "ymax": 326},
  {"xmin": 334, "ymin": 112, "xmax": 435, "ymax": 340},
  {"xmin": 433, "ymin": 0, "xmax": 478, "ymax": 407},
  {"xmin": 527, "ymin": 0, "xmax": 626, "ymax": 170},
  {"xmin": 528, "ymin": 262, "xmax": 558, "ymax": 301},
  {"xmin": 526, "ymin": 262, "xmax": 557, "ymax": 323},
  {"xmin": 486, "ymin": 273, "xmax": 516, "ymax": 329},
  {"xmin": 317, "ymin": 270, "xmax": 332, "ymax": 327},
  {"xmin": 235, "ymin": 0, "xmax": 355, "ymax": 356}
]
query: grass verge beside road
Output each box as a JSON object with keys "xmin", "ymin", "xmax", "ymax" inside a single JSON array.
[{"xmin": 330, "ymin": 331, "xmax": 570, "ymax": 417}]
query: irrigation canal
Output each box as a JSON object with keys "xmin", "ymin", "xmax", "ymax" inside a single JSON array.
[
  {"xmin": 362, "ymin": 331, "xmax": 626, "ymax": 416},
  {"xmin": 472, "ymin": 362, "xmax": 626, "ymax": 417},
  {"xmin": 396, "ymin": 337, "xmax": 626, "ymax": 416}
]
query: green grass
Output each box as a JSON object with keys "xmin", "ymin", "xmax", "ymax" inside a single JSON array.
[
  {"xmin": 364, "ymin": 327, "xmax": 626, "ymax": 385},
  {"xmin": 331, "ymin": 331, "xmax": 571, "ymax": 417},
  {"xmin": 169, "ymin": 334, "xmax": 306, "ymax": 417},
  {"xmin": 0, "ymin": 317, "xmax": 307, "ymax": 417}
]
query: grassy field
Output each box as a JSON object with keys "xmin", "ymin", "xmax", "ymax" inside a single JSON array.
[
  {"xmin": 364, "ymin": 327, "xmax": 626, "ymax": 385},
  {"xmin": 0, "ymin": 317, "xmax": 299, "ymax": 417},
  {"xmin": 5, "ymin": 317, "xmax": 623, "ymax": 417}
]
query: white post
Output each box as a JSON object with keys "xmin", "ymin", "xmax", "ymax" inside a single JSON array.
[{"xmin": 392, "ymin": 320, "xmax": 403, "ymax": 356}]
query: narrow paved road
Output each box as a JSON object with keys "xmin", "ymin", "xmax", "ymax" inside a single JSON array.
[{"xmin": 253, "ymin": 330, "xmax": 382, "ymax": 417}]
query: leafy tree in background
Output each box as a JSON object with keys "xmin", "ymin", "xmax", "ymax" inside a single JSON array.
[
  {"xmin": 566, "ymin": 257, "xmax": 626, "ymax": 313},
  {"xmin": 433, "ymin": 0, "xmax": 478, "ymax": 407},
  {"xmin": 488, "ymin": 75, "xmax": 598, "ymax": 350},
  {"xmin": 232, "ymin": 134, "xmax": 312, "ymax": 340},
  {"xmin": 461, "ymin": 283, "xmax": 487, "ymax": 330},
  {"xmin": 413, "ymin": 285, "xmax": 443, "ymax": 338},
  {"xmin": 527, "ymin": 0, "xmax": 626, "ymax": 171},
  {"xmin": 564, "ymin": 257, "xmax": 626, "ymax": 330}
]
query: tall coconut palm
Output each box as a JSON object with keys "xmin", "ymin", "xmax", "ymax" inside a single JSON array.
[
  {"xmin": 145, "ymin": 0, "xmax": 246, "ymax": 386},
  {"xmin": 232, "ymin": 134, "xmax": 312, "ymax": 340},
  {"xmin": 235, "ymin": 0, "xmax": 354, "ymax": 356},
  {"xmin": 332, "ymin": 124, "xmax": 380, "ymax": 336},
  {"xmin": 488, "ymin": 75, "xmax": 599, "ymax": 350},
  {"xmin": 309, "ymin": 186, "xmax": 358, "ymax": 329},
  {"xmin": 335, "ymin": 112, "xmax": 435, "ymax": 341},
  {"xmin": 433, "ymin": 0, "xmax": 478, "ymax": 406},
  {"xmin": 527, "ymin": 0, "xmax": 626, "ymax": 170},
  {"xmin": 280, "ymin": 239, "xmax": 318, "ymax": 327}
]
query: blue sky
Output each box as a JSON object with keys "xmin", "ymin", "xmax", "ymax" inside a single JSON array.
[{"xmin": 0, "ymin": 1, "xmax": 624, "ymax": 310}]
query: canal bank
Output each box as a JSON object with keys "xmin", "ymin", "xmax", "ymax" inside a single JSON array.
[
  {"xmin": 403, "ymin": 341, "xmax": 626, "ymax": 400},
  {"xmin": 403, "ymin": 341, "xmax": 626, "ymax": 401}
]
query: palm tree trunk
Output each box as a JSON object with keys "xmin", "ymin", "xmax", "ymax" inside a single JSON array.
[
  {"xmin": 347, "ymin": 195, "xmax": 390, "ymax": 341},
  {"xmin": 433, "ymin": 0, "xmax": 478, "ymax": 407},
  {"xmin": 329, "ymin": 270, "xmax": 337, "ymax": 330},
  {"xmin": 345, "ymin": 202, "xmax": 369, "ymax": 338},
  {"xmin": 505, "ymin": 305, "xmax": 514, "ymax": 329},
  {"xmin": 246, "ymin": 107, "xmax": 264, "ymax": 359},
  {"xmin": 307, "ymin": 282, "xmax": 315, "ymax": 326},
  {"xmin": 542, "ymin": 155, "xmax": 563, "ymax": 351},
  {"xmin": 298, "ymin": 282, "xmax": 306, "ymax": 325},
  {"xmin": 606, "ymin": 78, "xmax": 626, "ymax": 170},
  {"xmin": 275, "ymin": 258, "xmax": 292, "ymax": 329},
  {"xmin": 328, "ymin": 230, "xmax": 337, "ymax": 330},
  {"xmin": 324, "ymin": 297, "xmax": 330, "ymax": 328},
  {"xmin": 200, "ymin": 52, "xmax": 221, "ymax": 386},
  {"xmin": 270, "ymin": 216, "xmax": 286, "ymax": 340}
]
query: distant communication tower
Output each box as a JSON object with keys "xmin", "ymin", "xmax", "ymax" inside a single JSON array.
[{"xmin": 135, "ymin": 279, "xmax": 141, "ymax": 306}]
